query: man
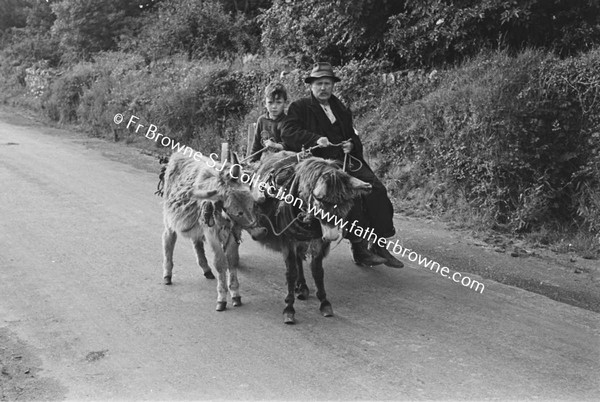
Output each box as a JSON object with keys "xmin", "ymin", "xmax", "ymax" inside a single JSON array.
[{"xmin": 280, "ymin": 62, "xmax": 404, "ymax": 268}]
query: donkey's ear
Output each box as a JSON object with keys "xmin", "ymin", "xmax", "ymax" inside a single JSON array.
[
  {"xmin": 349, "ymin": 176, "xmax": 371, "ymax": 190},
  {"xmin": 349, "ymin": 176, "xmax": 372, "ymax": 196},
  {"xmin": 230, "ymin": 151, "xmax": 241, "ymax": 165},
  {"xmin": 313, "ymin": 180, "xmax": 327, "ymax": 199},
  {"xmin": 229, "ymin": 162, "xmax": 241, "ymax": 181},
  {"xmin": 191, "ymin": 189, "xmax": 219, "ymax": 200}
]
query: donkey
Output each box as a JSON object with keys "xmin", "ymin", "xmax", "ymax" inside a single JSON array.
[
  {"xmin": 160, "ymin": 152, "xmax": 266, "ymax": 311},
  {"xmin": 250, "ymin": 151, "xmax": 372, "ymax": 324}
]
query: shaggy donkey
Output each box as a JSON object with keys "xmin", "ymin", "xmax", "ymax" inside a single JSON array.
[
  {"xmin": 160, "ymin": 152, "xmax": 266, "ymax": 311},
  {"xmin": 250, "ymin": 151, "xmax": 371, "ymax": 324}
]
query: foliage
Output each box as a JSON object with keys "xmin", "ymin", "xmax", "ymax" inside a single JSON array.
[
  {"xmin": 50, "ymin": 0, "xmax": 147, "ymax": 60},
  {"xmin": 220, "ymin": 0, "xmax": 272, "ymax": 15},
  {"xmin": 0, "ymin": 0, "xmax": 58, "ymax": 66},
  {"xmin": 43, "ymin": 62, "xmax": 100, "ymax": 122},
  {"xmin": 39, "ymin": 53, "xmax": 276, "ymax": 154},
  {"xmin": 335, "ymin": 59, "xmax": 392, "ymax": 117},
  {"xmin": 386, "ymin": 0, "xmax": 600, "ymax": 68},
  {"xmin": 364, "ymin": 49, "xmax": 600, "ymax": 234},
  {"xmin": 1, "ymin": 0, "xmax": 599, "ymax": 245},
  {"xmin": 0, "ymin": 0, "xmax": 28, "ymax": 32},
  {"xmin": 134, "ymin": 0, "xmax": 258, "ymax": 61},
  {"xmin": 258, "ymin": 0, "xmax": 402, "ymax": 66},
  {"xmin": 545, "ymin": 50, "xmax": 600, "ymax": 233},
  {"xmin": 1, "ymin": 30, "xmax": 62, "ymax": 68},
  {"xmin": 25, "ymin": 0, "xmax": 56, "ymax": 32}
]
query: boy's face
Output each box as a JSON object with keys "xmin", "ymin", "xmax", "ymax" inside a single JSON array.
[{"xmin": 265, "ymin": 96, "xmax": 286, "ymax": 118}]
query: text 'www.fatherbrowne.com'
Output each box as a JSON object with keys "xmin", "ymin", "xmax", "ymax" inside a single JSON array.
[{"xmin": 308, "ymin": 207, "xmax": 485, "ymax": 293}]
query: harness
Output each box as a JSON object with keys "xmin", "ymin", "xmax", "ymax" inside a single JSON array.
[
  {"xmin": 257, "ymin": 142, "xmax": 365, "ymax": 239},
  {"xmin": 257, "ymin": 154, "xmax": 321, "ymax": 240}
]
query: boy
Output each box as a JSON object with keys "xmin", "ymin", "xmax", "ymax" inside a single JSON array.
[{"xmin": 249, "ymin": 82, "xmax": 288, "ymax": 162}]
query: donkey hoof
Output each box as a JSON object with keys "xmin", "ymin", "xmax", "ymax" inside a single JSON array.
[
  {"xmin": 204, "ymin": 271, "xmax": 215, "ymax": 280},
  {"xmin": 295, "ymin": 285, "xmax": 309, "ymax": 300},
  {"xmin": 283, "ymin": 312, "xmax": 296, "ymax": 324},
  {"xmin": 163, "ymin": 276, "xmax": 172, "ymax": 285},
  {"xmin": 232, "ymin": 296, "xmax": 242, "ymax": 307},
  {"xmin": 320, "ymin": 303, "xmax": 334, "ymax": 317},
  {"xmin": 216, "ymin": 301, "xmax": 227, "ymax": 311}
]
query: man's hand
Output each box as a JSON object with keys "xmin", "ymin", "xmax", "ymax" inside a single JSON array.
[
  {"xmin": 264, "ymin": 139, "xmax": 284, "ymax": 150},
  {"xmin": 342, "ymin": 139, "xmax": 353, "ymax": 154},
  {"xmin": 316, "ymin": 137, "xmax": 331, "ymax": 147}
]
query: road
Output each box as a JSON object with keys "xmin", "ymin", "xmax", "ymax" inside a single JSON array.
[{"xmin": 0, "ymin": 113, "xmax": 599, "ymax": 401}]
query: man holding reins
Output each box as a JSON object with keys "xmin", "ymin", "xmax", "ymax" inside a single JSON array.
[{"xmin": 280, "ymin": 62, "xmax": 404, "ymax": 268}]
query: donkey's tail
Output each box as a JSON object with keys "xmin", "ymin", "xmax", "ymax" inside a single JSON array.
[{"xmin": 154, "ymin": 155, "xmax": 170, "ymax": 197}]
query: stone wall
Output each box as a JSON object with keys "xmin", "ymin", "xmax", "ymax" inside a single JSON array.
[{"xmin": 24, "ymin": 61, "xmax": 57, "ymax": 98}]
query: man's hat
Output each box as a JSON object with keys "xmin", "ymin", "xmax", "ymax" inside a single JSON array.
[{"xmin": 304, "ymin": 62, "xmax": 341, "ymax": 83}]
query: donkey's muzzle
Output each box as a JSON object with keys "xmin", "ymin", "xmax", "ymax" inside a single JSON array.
[
  {"xmin": 248, "ymin": 226, "xmax": 268, "ymax": 240},
  {"xmin": 321, "ymin": 224, "xmax": 342, "ymax": 242}
]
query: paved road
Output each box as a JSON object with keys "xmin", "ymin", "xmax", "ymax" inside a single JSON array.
[{"xmin": 0, "ymin": 116, "xmax": 598, "ymax": 400}]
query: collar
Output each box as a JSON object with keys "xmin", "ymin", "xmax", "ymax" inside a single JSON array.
[
  {"xmin": 265, "ymin": 113, "xmax": 285, "ymax": 122},
  {"xmin": 310, "ymin": 93, "xmax": 341, "ymax": 107}
]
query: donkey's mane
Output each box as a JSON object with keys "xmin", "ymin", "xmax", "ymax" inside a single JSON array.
[
  {"xmin": 295, "ymin": 157, "xmax": 353, "ymax": 205},
  {"xmin": 164, "ymin": 152, "xmax": 251, "ymax": 213},
  {"xmin": 255, "ymin": 151, "xmax": 361, "ymax": 224}
]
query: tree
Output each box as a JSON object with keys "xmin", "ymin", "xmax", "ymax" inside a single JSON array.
[
  {"xmin": 385, "ymin": 0, "xmax": 600, "ymax": 68},
  {"xmin": 137, "ymin": 0, "xmax": 256, "ymax": 61},
  {"xmin": 0, "ymin": 0, "xmax": 60, "ymax": 66},
  {"xmin": 258, "ymin": 0, "xmax": 403, "ymax": 66},
  {"xmin": 220, "ymin": 0, "xmax": 272, "ymax": 15},
  {"xmin": 50, "ymin": 0, "xmax": 149, "ymax": 59},
  {"xmin": 0, "ymin": 0, "xmax": 29, "ymax": 32},
  {"xmin": 26, "ymin": 0, "xmax": 56, "ymax": 32}
]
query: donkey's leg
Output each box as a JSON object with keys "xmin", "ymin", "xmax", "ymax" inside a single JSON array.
[
  {"xmin": 162, "ymin": 227, "xmax": 177, "ymax": 285},
  {"xmin": 310, "ymin": 241, "xmax": 333, "ymax": 317},
  {"xmin": 295, "ymin": 251, "xmax": 309, "ymax": 300},
  {"xmin": 205, "ymin": 231, "xmax": 229, "ymax": 311},
  {"xmin": 192, "ymin": 238, "xmax": 215, "ymax": 279},
  {"xmin": 225, "ymin": 225, "xmax": 241, "ymax": 268},
  {"xmin": 228, "ymin": 262, "xmax": 242, "ymax": 307},
  {"xmin": 221, "ymin": 226, "xmax": 241, "ymax": 305},
  {"xmin": 283, "ymin": 246, "xmax": 298, "ymax": 324}
]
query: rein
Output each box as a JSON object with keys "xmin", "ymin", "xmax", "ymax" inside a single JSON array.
[
  {"xmin": 259, "ymin": 212, "xmax": 304, "ymax": 237},
  {"xmin": 240, "ymin": 146, "xmax": 268, "ymax": 163},
  {"xmin": 240, "ymin": 137, "xmax": 284, "ymax": 163},
  {"xmin": 262, "ymin": 170, "xmax": 311, "ymax": 237},
  {"xmin": 301, "ymin": 142, "xmax": 363, "ymax": 173},
  {"xmin": 256, "ymin": 165, "xmax": 317, "ymax": 238}
]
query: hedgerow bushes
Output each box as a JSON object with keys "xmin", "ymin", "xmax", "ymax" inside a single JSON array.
[
  {"xmin": 364, "ymin": 49, "xmax": 600, "ymax": 235},
  {"xmin": 39, "ymin": 52, "xmax": 279, "ymax": 154},
  {"xmin": 1, "ymin": 0, "xmax": 597, "ymax": 257},
  {"xmin": 25, "ymin": 46, "xmax": 600, "ymax": 241}
]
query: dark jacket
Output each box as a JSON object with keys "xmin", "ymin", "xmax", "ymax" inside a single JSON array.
[
  {"xmin": 250, "ymin": 113, "xmax": 286, "ymax": 162},
  {"xmin": 281, "ymin": 94, "xmax": 364, "ymax": 161}
]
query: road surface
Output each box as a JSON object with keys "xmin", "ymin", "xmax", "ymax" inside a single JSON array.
[{"xmin": 0, "ymin": 113, "xmax": 598, "ymax": 400}]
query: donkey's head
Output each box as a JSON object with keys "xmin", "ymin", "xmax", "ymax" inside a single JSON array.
[
  {"xmin": 194, "ymin": 152, "xmax": 267, "ymax": 240},
  {"xmin": 296, "ymin": 157, "xmax": 371, "ymax": 241}
]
